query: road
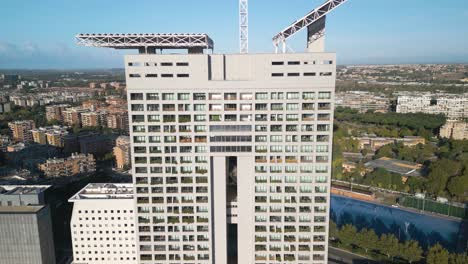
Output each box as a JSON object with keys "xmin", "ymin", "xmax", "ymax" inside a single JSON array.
[{"xmin": 329, "ymin": 247, "xmax": 378, "ymax": 264}]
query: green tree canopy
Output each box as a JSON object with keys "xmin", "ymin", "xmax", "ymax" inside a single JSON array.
[
  {"xmin": 427, "ymin": 243, "xmax": 449, "ymax": 264},
  {"xmin": 377, "ymin": 234, "xmax": 400, "ymax": 260},
  {"xmin": 356, "ymin": 228, "xmax": 379, "ymax": 253},
  {"xmin": 399, "ymin": 240, "xmax": 423, "ymax": 264}
]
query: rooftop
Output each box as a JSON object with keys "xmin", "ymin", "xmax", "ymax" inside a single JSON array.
[
  {"xmin": 69, "ymin": 183, "xmax": 133, "ymax": 201},
  {"xmin": 0, "ymin": 205, "xmax": 45, "ymax": 214},
  {"xmin": 365, "ymin": 157, "xmax": 422, "ymax": 177},
  {"xmin": 76, "ymin": 33, "xmax": 214, "ymax": 53},
  {"xmin": 0, "ymin": 185, "xmax": 50, "ymax": 196}
]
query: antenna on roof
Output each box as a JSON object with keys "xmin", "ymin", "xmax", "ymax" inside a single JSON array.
[{"xmin": 239, "ymin": 0, "xmax": 248, "ymax": 53}]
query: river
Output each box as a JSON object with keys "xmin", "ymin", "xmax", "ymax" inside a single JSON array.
[{"xmin": 330, "ymin": 195, "xmax": 467, "ymax": 253}]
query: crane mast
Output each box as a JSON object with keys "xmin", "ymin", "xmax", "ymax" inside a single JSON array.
[{"xmin": 239, "ymin": 0, "xmax": 248, "ymax": 53}]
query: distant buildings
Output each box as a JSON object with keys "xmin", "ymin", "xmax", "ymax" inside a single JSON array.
[
  {"xmin": 45, "ymin": 104, "xmax": 70, "ymax": 122},
  {"xmin": 0, "ymin": 102, "xmax": 11, "ymax": 113},
  {"xmin": 114, "ymin": 136, "xmax": 131, "ymax": 170},
  {"xmin": 31, "ymin": 126, "xmax": 69, "ymax": 147},
  {"xmin": 38, "ymin": 153, "xmax": 96, "ymax": 177},
  {"xmin": 440, "ymin": 120, "xmax": 468, "ymax": 140},
  {"xmin": 69, "ymin": 183, "xmax": 137, "ymax": 264},
  {"xmin": 335, "ymin": 91, "xmax": 390, "ymax": 113},
  {"xmin": 8, "ymin": 120, "xmax": 36, "ymax": 142},
  {"xmin": 357, "ymin": 136, "xmax": 426, "ymax": 151},
  {"xmin": 0, "ymin": 185, "xmax": 56, "ymax": 264},
  {"xmin": 63, "ymin": 107, "xmax": 88, "ymax": 126},
  {"xmin": 396, "ymin": 93, "xmax": 468, "ymax": 119}
]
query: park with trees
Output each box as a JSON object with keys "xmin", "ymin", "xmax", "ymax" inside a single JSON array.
[
  {"xmin": 330, "ymin": 220, "xmax": 467, "ymax": 263},
  {"xmin": 333, "ymin": 107, "xmax": 468, "ymax": 204}
]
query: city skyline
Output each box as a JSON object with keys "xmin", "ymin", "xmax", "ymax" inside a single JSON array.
[{"xmin": 1, "ymin": 0, "xmax": 468, "ymax": 68}]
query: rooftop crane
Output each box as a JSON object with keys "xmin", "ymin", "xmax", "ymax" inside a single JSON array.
[
  {"xmin": 272, "ymin": 0, "xmax": 348, "ymax": 53},
  {"xmin": 239, "ymin": 0, "xmax": 248, "ymax": 53}
]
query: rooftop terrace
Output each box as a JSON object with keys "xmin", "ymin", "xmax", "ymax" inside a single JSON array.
[{"xmin": 69, "ymin": 183, "xmax": 133, "ymax": 201}]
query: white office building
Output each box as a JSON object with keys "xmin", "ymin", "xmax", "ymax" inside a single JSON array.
[{"xmin": 69, "ymin": 183, "xmax": 137, "ymax": 264}]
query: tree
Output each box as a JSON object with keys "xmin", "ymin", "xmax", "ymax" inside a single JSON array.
[
  {"xmin": 356, "ymin": 228, "xmax": 378, "ymax": 253},
  {"xmin": 427, "ymin": 243, "xmax": 449, "ymax": 264},
  {"xmin": 447, "ymin": 174, "xmax": 468, "ymax": 200},
  {"xmin": 426, "ymin": 159, "xmax": 462, "ymax": 196},
  {"xmin": 377, "ymin": 234, "xmax": 400, "ymax": 260},
  {"xmin": 329, "ymin": 220, "xmax": 339, "ymax": 239},
  {"xmin": 338, "ymin": 224, "xmax": 357, "ymax": 248},
  {"xmin": 399, "ymin": 240, "xmax": 423, "ymax": 263},
  {"xmin": 449, "ymin": 253, "xmax": 468, "ymax": 264}
]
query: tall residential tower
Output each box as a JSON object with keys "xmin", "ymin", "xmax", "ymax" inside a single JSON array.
[{"xmin": 76, "ymin": 1, "xmax": 346, "ymax": 261}]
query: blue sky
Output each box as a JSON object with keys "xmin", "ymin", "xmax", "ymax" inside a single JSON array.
[{"xmin": 1, "ymin": 0, "xmax": 467, "ymax": 68}]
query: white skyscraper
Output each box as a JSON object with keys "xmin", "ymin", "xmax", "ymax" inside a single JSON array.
[
  {"xmin": 89, "ymin": 33, "xmax": 333, "ymax": 263},
  {"xmin": 76, "ymin": 1, "xmax": 346, "ymax": 260}
]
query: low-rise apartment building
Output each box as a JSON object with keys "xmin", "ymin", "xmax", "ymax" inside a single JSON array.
[
  {"xmin": 46, "ymin": 104, "xmax": 70, "ymax": 122},
  {"xmin": 335, "ymin": 91, "xmax": 390, "ymax": 113},
  {"xmin": 38, "ymin": 153, "xmax": 96, "ymax": 177},
  {"xmin": 396, "ymin": 93, "xmax": 468, "ymax": 119},
  {"xmin": 8, "ymin": 120, "xmax": 36, "ymax": 142},
  {"xmin": 31, "ymin": 126, "xmax": 69, "ymax": 147}
]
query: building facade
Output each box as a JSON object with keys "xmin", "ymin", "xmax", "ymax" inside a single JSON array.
[
  {"xmin": 440, "ymin": 120, "xmax": 468, "ymax": 140},
  {"xmin": 46, "ymin": 104, "xmax": 70, "ymax": 122},
  {"xmin": 114, "ymin": 136, "xmax": 131, "ymax": 170},
  {"xmin": 69, "ymin": 183, "xmax": 137, "ymax": 264},
  {"xmin": 8, "ymin": 120, "xmax": 36, "ymax": 142},
  {"xmin": 396, "ymin": 93, "xmax": 468, "ymax": 119},
  {"xmin": 39, "ymin": 153, "xmax": 96, "ymax": 177},
  {"xmin": 0, "ymin": 185, "xmax": 56, "ymax": 264},
  {"xmin": 127, "ymin": 53, "xmax": 335, "ymax": 264}
]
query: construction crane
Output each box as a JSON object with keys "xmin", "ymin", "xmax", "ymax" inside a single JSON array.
[
  {"xmin": 272, "ymin": 0, "xmax": 348, "ymax": 53},
  {"xmin": 239, "ymin": 0, "xmax": 248, "ymax": 53}
]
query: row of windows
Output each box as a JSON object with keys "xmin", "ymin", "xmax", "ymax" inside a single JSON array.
[
  {"xmin": 77, "ymin": 210, "xmax": 133, "ymax": 214},
  {"xmin": 271, "ymin": 60, "xmax": 333, "ymax": 65},
  {"xmin": 130, "ymin": 91, "xmax": 331, "ymax": 101},
  {"xmin": 128, "ymin": 62, "xmax": 189, "ymax": 67},
  {"xmin": 271, "ymin": 72, "xmax": 333, "ymax": 77},
  {"xmin": 129, "ymin": 73, "xmax": 189, "ymax": 78},
  {"xmin": 131, "ymin": 103, "xmax": 331, "ymax": 112}
]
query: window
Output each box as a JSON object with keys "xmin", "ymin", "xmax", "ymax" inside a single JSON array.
[
  {"xmin": 147, "ymin": 93, "xmax": 159, "ymax": 100},
  {"xmin": 287, "ymin": 73, "xmax": 300, "ymax": 77},
  {"xmin": 130, "ymin": 93, "xmax": 143, "ymax": 100},
  {"xmin": 176, "ymin": 62, "xmax": 189, "ymax": 66},
  {"xmin": 304, "ymin": 72, "xmax": 316, "ymax": 76},
  {"xmin": 303, "ymin": 92, "xmax": 315, "ymax": 100},
  {"xmin": 129, "ymin": 74, "xmax": 141, "ymax": 78},
  {"xmin": 161, "ymin": 74, "xmax": 174, "ymax": 78},
  {"xmin": 177, "ymin": 74, "xmax": 189, "ymax": 78},
  {"xmin": 178, "ymin": 93, "xmax": 190, "ymax": 100},
  {"xmin": 271, "ymin": 73, "xmax": 284, "ymax": 77},
  {"xmin": 145, "ymin": 74, "xmax": 157, "ymax": 78},
  {"xmin": 318, "ymin": 92, "xmax": 331, "ymax": 99},
  {"xmin": 272, "ymin": 61, "xmax": 284, "ymax": 65},
  {"xmin": 255, "ymin": 93, "xmax": 268, "ymax": 100},
  {"xmin": 161, "ymin": 62, "xmax": 173, "ymax": 66},
  {"xmin": 288, "ymin": 61, "xmax": 300, "ymax": 65},
  {"xmin": 286, "ymin": 92, "xmax": 300, "ymax": 100}
]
